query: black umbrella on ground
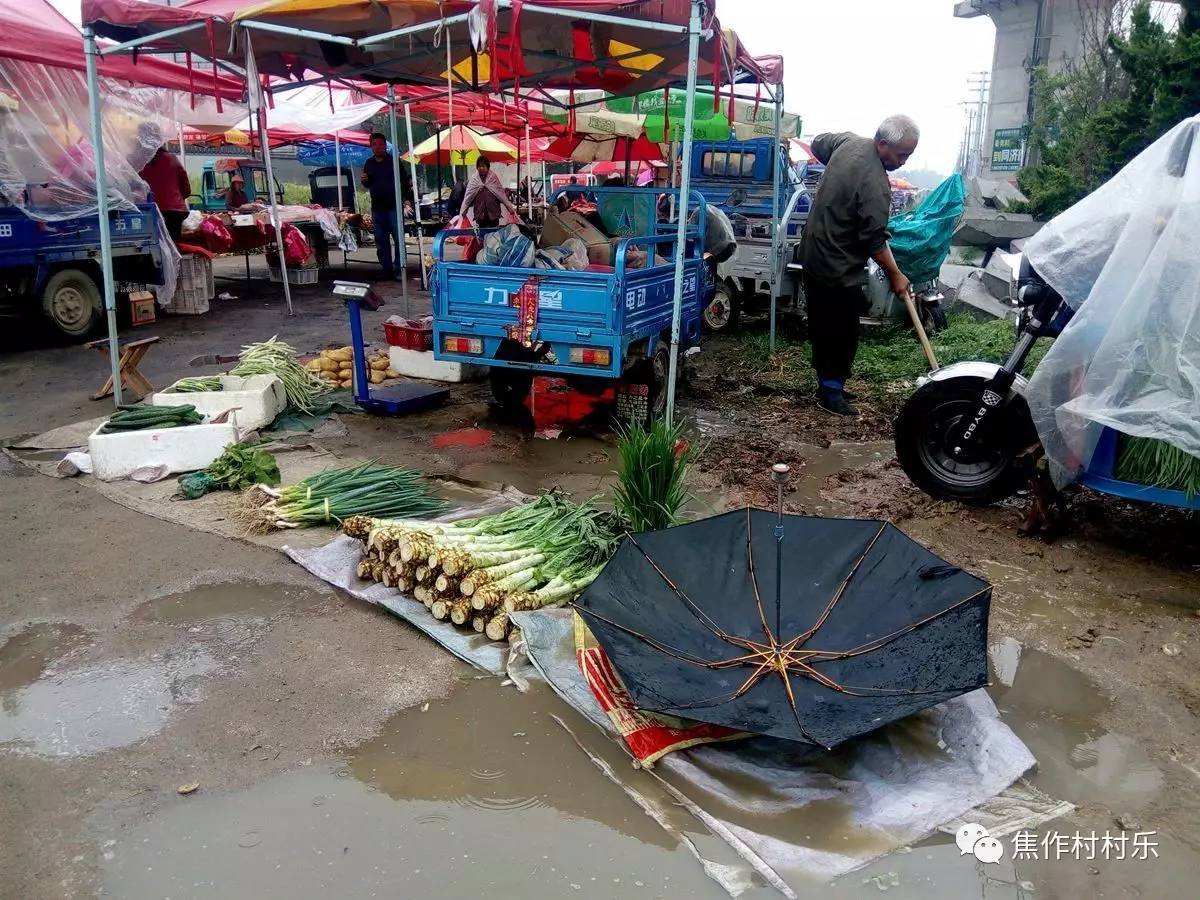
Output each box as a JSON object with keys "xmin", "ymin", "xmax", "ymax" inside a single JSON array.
[{"xmin": 574, "ymin": 489, "xmax": 991, "ymax": 748}]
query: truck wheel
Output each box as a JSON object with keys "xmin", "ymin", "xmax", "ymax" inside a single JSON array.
[
  {"xmin": 42, "ymin": 269, "xmax": 102, "ymax": 338},
  {"xmin": 701, "ymin": 282, "xmax": 740, "ymax": 333},
  {"xmin": 490, "ymin": 368, "xmax": 533, "ymax": 410},
  {"xmin": 646, "ymin": 343, "xmax": 672, "ymax": 421}
]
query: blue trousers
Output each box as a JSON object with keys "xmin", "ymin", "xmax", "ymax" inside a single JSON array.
[{"xmin": 372, "ymin": 209, "xmax": 402, "ymax": 278}]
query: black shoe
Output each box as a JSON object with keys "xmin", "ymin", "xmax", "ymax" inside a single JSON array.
[
  {"xmin": 813, "ymin": 388, "xmax": 858, "ymax": 403},
  {"xmin": 816, "ymin": 392, "xmax": 859, "ymax": 417}
]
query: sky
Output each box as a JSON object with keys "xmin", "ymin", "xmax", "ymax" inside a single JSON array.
[
  {"xmin": 718, "ymin": 0, "xmax": 997, "ymax": 174},
  {"xmin": 48, "ymin": 0, "xmax": 996, "ymax": 173}
]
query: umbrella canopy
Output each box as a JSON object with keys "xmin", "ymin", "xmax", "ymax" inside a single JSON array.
[
  {"xmin": 403, "ymin": 124, "xmax": 517, "ymax": 166},
  {"xmin": 574, "ymin": 509, "xmax": 991, "ymax": 749},
  {"xmin": 546, "ymin": 133, "xmax": 664, "ymax": 166}
]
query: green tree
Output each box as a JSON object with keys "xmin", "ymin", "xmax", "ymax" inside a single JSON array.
[{"xmin": 1018, "ymin": 0, "xmax": 1200, "ymax": 219}]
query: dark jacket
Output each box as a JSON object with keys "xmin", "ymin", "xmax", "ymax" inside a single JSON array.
[
  {"xmin": 361, "ymin": 153, "xmax": 413, "ymax": 213},
  {"xmin": 799, "ymin": 132, "xmax": 891, "ymax": 287}
]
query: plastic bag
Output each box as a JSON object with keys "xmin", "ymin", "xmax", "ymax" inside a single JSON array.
[
  {"xmin": 445, "ymin": 213, "xmax": 475, "ymax": 244},
  {"xmin": 281, "ymin": 223, "xmax": 312, "ymax": 266},
  {"xmin": 480, "ymin": 224, "xmax": 535, "ymax": 268},
  {"xmin": 198, "ymin": 215, "xmax": 234, "ymax": 253},
  {"xmin": 689, "ymin": 204, "xmax": 737, "ymax": 264},
  {"xmin": 1024, "ymin": 115, "xmax": 1200, "ymax": 486},
  {"xmin": 337, "ymin": 221, "xmax": 358, "ymax": 252},
  {"xmin": 888, "ymin": 174, "xmax": 965, "ymax": 285},
  {"xmin": 534, "ymin": 237, "xmax": 589, "ymax": 271}
]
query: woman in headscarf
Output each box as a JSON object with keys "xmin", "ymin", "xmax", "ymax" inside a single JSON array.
[{"xmin": 458, "ymin": 155, "xmax": 519, "ymax": 228}]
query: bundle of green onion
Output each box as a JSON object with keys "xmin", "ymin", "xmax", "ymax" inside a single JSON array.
[
  {"xmin": 238, "ymin": 462, "xmax": 447, "ymax": 532},
  {"xmin": 229, "ymin": 336, "xmax": 329, "ymax": 413},
  {"xmin": 613, "ymin": 418, "xmax": 692, "ymax": 533},
  {"xmin": 344, "ymin": 493, "xmax": 620, "ymax": 641}
]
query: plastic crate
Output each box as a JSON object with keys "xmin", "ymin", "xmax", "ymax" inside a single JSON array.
[
  {"xmin": 384, "ymin": 319, "xmax": 434, "ymax": 351},
  {"xmin": 172, "ymin": 254, "xmax": 213, "ymax": 315},
  {"xmin": 1078, "ymin": 427, "xmax": 1200, "ymax": 510},
  {"xmin": 268, "ymin": 266, "xmax": 320, "ymax": 285}
]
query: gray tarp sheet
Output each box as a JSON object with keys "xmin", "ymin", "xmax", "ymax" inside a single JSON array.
[{"xmin": 286, "ymin": 534, "xmax": 1059, "ymax": 894}]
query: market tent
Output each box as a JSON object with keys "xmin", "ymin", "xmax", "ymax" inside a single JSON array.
[
  {"xmin": 546, "ymin": 132, "xmax": 664, "ymax": 166},
  {"xmin": 82, "ymin": 0, "xmax": 786, "ymax": 420},
  {"xmin": 83, "ymin": 0, "xmax": 778, "ymax": 92}
]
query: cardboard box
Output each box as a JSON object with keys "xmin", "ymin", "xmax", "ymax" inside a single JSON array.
[
  {"xmin": 540, "ymin": 210, "xmax": 611, "ymax": 265},
  {"xmin": 128, "ymin": 290, "xmax": 156, "ymax": 326}
]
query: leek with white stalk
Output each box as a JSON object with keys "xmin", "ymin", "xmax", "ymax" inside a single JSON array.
[{"xmin": 341, "ymin": 494, "xmax": 619, "ymax": 641}]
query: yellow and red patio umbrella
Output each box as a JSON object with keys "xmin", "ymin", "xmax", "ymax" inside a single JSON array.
[{"xmin": 403, "ymin": 124, "xmax": 517, "ymax": 167}]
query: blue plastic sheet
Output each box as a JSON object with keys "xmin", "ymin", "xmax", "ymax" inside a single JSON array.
[
  {"xmin": 888, "ymin": 174, "xmax": 965, "ymax": 284},
  {"xmin": 296, "ymin": 140, "xmax": 381, "ymax": 169}
]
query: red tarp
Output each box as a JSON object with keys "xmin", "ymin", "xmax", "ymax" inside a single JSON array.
[
  {"xmin": 1, "ymin": 0, "xmax": 243, "ymax": 99},
  {"xmin": 83, "ymin": 0, "xmax": 781, "ymax": 95}
]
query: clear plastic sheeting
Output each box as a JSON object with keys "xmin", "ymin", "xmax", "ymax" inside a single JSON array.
[
  {"xmin": 1024, "ymin": 115, "xmax": 1200, "ymax": 484},
  {"xmin": 0, "ymin": 58, "xmax": 174, "ymax": 222}
]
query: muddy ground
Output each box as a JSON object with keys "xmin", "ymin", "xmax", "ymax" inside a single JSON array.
[{"xmin": 1, "ymin": 263, "xmax": 1198, "ymax": 899}]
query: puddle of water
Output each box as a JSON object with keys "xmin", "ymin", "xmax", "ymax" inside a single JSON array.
[
  {"xmin": 457, "ymin": 433, "xmax": 614, "ymax": 497},
  {"xmin": 792, "ymin": 441, "xmax": 892, "ymax": 515},
  {"xmin": 102, "ymin": 678, "xmax": 768, "ymax": 900},
  {"xmin": 0, "ymin": 622, "xmax": 90, "ymax": 693},
  {"xmin": 986, "ymin": 642, "xmax": 1163, "ymax": 810},
  {"xmin": 132, "ymin": 582, "xmax": 307, "ymax": 636},
  {"xmin": 0, "ymin": 648, "xmax": 218, "ymax": 757}
]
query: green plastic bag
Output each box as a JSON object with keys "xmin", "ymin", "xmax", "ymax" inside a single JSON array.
[{"xmin": 888, "ymin": 174, "xmax": 965, "ymax": 285}]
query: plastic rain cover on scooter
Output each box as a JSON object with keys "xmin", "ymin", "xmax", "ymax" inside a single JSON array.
[{"xmin": 1023, "ymin": 115, "xmax": 1200, "ymax": 486}]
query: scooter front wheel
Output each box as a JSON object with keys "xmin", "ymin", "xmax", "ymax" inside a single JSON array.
[{"xmin": 894, "ymin": 376, "xmax": 1028, "ymax": 505}]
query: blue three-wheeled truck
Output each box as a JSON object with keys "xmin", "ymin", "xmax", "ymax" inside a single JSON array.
[{"xmin": 431, "ymin": 187, "xmax": 713, "ymax": 421}]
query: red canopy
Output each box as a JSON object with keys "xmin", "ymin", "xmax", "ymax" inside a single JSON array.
[{"xmin": 0, "ymin": 0, "xmax": 242, "ymax": 100}]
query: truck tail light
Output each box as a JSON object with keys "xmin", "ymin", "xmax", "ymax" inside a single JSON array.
[
  {"xmin": 443, "ymin": 336, "xmax": 483, "ymax": 355},
  {"xmin": 569, "ymin": 347, "xmax": 611, "ymax": 366}
]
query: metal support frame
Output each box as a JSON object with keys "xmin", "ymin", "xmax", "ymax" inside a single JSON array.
[
  {"xmin": 525, "ymin": 121, "xmax": 534, "ymax": 217},
  {"xmin": 82, "ymin": 27, "xmax": 123, "ymax": 407},
  {"xmin": 387, "ymin": 85, "xmax": 410, "ymax": 313},
  {"xmin": 97, "ymin": 21, "xmax": 206, "ymax": 55},
  {"xmin": 334, "ymin": 132, "xmax": 343, "ymax": 210},
  {"xmin": 769, "ymin": 82, "xmax": 783, "ymax": 353},
  {"xmin": 244, "ymin": 31, "xmax": 294, "ymax": 314},
  {"xmin": 664, "ymin": 0, "xmax": 702, "ymax": 425},
  {"xmin": 403, "ymin": 102, "xmax": 428, "ymax": 291}
]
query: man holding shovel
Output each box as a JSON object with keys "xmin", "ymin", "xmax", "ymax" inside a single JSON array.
[{"xmin": 800, "ymin": 115, "xmax": 919, "ymax": 416}]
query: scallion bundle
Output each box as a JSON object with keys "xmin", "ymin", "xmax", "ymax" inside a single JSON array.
[
  {"xmin": 229, "ymin": 336, "xmax": 329, "ymax": 413},
  {"xmin": 237, "ymin": 462, "xmax": 447, "ymax": 532}
]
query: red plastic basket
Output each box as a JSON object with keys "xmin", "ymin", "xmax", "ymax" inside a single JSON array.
[{"xmin": 384, "ymin": 320, "xmax": 433, "ymax": 351}]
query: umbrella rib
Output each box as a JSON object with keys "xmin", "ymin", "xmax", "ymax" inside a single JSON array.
[
  {"xmin": 798, "ymin": 586, "xmax": 991, "ymax": 663},
  {"xmin": 572, "ymin": 605, "xmax": 751, "ymax": 670},
  {"xmin": 624, "ymin": 534, "xmax": 742, "ymax": 645},
  {"xmin": 777, "ymin": 666, "xmax": 828, "ymax": 748},
  {"xmin": 786, "ymin": 523, "xmax": 888, "ymax": 652},
  {"xmin": 744, "ymin": 507, "xmax": 777, "ymax": 644}
]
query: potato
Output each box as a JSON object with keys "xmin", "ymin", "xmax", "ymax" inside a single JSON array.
[
  {"xmin": 329, "ymin": 347, "xmax": 354, "ymax": 362},
  {"xmin": 368, "ymin": 369, "xmax": 385, "ymax": 385},
  {"xmin": 384, "ymin": 368, "xmax": 400, "ymax": 379},
  {"xmin": 318, "ymin": 358, "xmax": 339, "ymax": 372},
  {"xmin": 305, "ymin": 358, "xmax": 322, "ymax": 372},
  {"xmin": 368, "ymin": 357, "xmax": 389, "ymax": 371},
  {"xmin": 339, "ymin": 377, "xmax": 353, "ymax": 388}
]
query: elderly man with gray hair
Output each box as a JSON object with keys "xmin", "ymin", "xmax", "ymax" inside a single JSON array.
[{"xmin": 799, "ymin": 114, "xmax": 919, "ymax": 416}]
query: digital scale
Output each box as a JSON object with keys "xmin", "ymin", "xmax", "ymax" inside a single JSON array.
[{"xmin": 332, "ymin": 280, "xmax": 449, "ymax": 415}]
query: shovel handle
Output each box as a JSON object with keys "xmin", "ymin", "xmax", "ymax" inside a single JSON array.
[{"xmin": 902, "ymin": 291, "xmax": 939, "ymax": 371}]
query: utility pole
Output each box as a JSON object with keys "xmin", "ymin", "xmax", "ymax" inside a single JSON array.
[{"xmin": 958, "ymin": 72, "xmax": 990, "ymax": 177}]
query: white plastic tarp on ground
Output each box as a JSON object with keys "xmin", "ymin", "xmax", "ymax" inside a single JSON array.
[
  {"xmin": 288, "ymin": 533, "xmax": 1051, "ymax": 894},
  {"xmin": 1025, "ymin": 115, "xmax": 1200, "ymax": 484}
]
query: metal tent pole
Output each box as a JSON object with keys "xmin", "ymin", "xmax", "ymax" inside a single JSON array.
[
  {"xmin": 525, "ymin": 122, "xmax": 534, "ymax": 217},
  {"xmin": 83, "ymin": 27, "xmax": 123, "ymax": 407},
  {"xmin": 245, "ymin": 32, "xmax": 293, "ymax": 314},
  {"xmin": 403, "ymin": 102, "xmax": 427, "ymax": 290},
  {"xmin": 177, "ymin": 122, "xmax": 187, "ymax": 172},
  {"xmin": 334, "ymin": 131, "xmax": 343, "ymax": 209},
  {"xmin": 769, "ymin": 82, "xmax": 783, "ymax": 353},
  {"xmin": 387, "ymin": 85, "xmax": 409, "ymax": 314},
  {"xmin": 664, "ymin": 0, "xmax": 701, "ymax": 425}
]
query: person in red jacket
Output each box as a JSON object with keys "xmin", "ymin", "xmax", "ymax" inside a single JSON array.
[{"xmin": 138, "ymin": 144, "xmax": 191, "ymax": 242}]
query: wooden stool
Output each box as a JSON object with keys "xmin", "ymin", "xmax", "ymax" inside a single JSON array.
[{"xmin": 84, "ymin": 335, "xmax": 160, "ymax": 401}]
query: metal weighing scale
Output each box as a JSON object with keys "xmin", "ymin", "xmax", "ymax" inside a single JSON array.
[{"xmin": 332, "ymin": 280, "xmax": 449, "ymax": 415}]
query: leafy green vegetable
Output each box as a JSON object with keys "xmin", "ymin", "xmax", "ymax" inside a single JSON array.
[{"xmin": 205, "ymin": 442, "xmax": 281, "ymax": 491}]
